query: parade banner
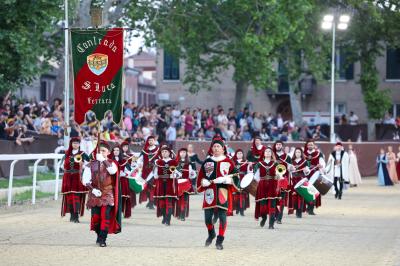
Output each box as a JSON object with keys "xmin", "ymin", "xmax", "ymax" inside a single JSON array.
[{"xmin": 71, "ymin": 28, "xmax": 123, "ymax": 124}]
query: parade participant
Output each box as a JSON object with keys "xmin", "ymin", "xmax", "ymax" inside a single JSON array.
[
  {"xmin": 326, "ymin": 142, "xmax": 349, "ymax": 200},
  {"xmin": 120, "ymin": 140, "xmax": 137, "ymax": 213},
  {"xmin": 61, "ymin": 137, "xmax": 90, "ymax": 223},
  {"xmin": 112, "ymin": 146, "xmax": 133, "ymax": 218},
  {"xmin": 348, "ymin": 144, "xmax": 362, "ymax": 187},
  {"xmin": 138, "ymin": 136, "xmax": 159, "ymax": 209},
  {"xmin": 303, "ymin": 140, "xmax": 326, "ymax": 215},
  {"xmin": 232, "ymin": 149, "xmax": 251, "ymax": 216},
  {"xmin": 188, "ymin": 144, "xmax": 203, "ymax": 192},
  {"xmin": 175, "ymin": 148, "xmax": 196, "ymax": 221},
  {"xmin": 386, "ymin": 146, "xmax": 398, "ymax": 184},
  {"xmin": 289, "ymin": 148, "xmax": 309, "ymax": 218},
  {"xmin": 153, "ymin": 145, "xmax": 179, "ymax": 226},
  {"xmin": 254, "ymin": 147, "xmax": 282, "ymax": 229},
  {"xmin": 246, "ymin": 136, "xmax": 266, "ymax": 162},
  {"xmin": 197, "ymin": 135, "xmax": 240, "ymax": 250},
  {"xmin": 272, "ymin": 140, "xmax": 292, "ymax": 224},
  {"xmin": 82, "ymin": 141, "xmax": 121, "ymax": 247},
  {"xmin": 377, "ymin": 148, "xmax": 393, "ymax": 186}
]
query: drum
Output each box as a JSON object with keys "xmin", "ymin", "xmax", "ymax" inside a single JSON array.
[
  {"xmin": 309, "ymin": 172, "xmax": 333, "ymax": 195},
  {"xmin": 294, "ymin": 178, "xmax": 320, "ymax": 203},
  {"xmin": 128, "ymin": 177, "xmax": 146, "ymax": 193},
  {"xmin": 240, "ymin": 172, "xmax": 257, "ymax": 197},
  {"xmin": 177, "ymin": 179, "xmax": 192, "ymax": 196}
]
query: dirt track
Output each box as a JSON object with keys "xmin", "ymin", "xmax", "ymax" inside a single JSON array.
[{"xmin": 0, "ymin": 178, "xmax": 399, "ymax": 266}]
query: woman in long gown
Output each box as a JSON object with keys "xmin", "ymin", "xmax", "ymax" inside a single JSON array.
[
  {"xmin": 377, "ymin": 148, "xmax": 393, "ymax": 186},
  {"xmin": 396, "ymin": 146, "xmax": 400, "ymax": 182},
  {"xmin": 386, "ymin": 146, "xmax": 398, "ymax": 184},
  {"xmin": 347, "ymin": 144, "xmax": 362, "ymax": 187}
]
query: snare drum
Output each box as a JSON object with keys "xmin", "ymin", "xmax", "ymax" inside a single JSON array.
[
  {"xmin": 240, "ymin": 173, "xmax": 257, "ymax": 197},
  {"xmin": 294, "ymin": 178, "xmax": 320, "ymax": 203},
  {"xmin": 309, "ymin": 172, "xmax": 333, "ymax": 195}
]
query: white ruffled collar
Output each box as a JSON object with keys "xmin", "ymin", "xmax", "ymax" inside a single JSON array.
[{"xmin": 211, "ymin": 155, "xmax": 226, "ymax": 162}]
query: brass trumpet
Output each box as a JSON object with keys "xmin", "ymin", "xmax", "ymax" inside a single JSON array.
[
  {"xmin": 74, "ymin": 154, "xmax": 83, "ymax": 163},
  {"xmin": 276, "ymin": 164, "xmax": 287, "ymax": 176},
  {"xmin": 169, "ymin": 166, "xmax": 177, "ymax": 172}
]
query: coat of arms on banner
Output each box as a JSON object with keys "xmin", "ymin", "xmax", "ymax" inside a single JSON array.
[
  {"xmin": 204, "ymin": 162, "xmax": 214, "ymax": 177},
  {"xmin": 87, "ymin": 53, "xmax": 108, "ymax": 75},
  {"xmin": 219, "ymin": 162, "xmax": 231, "ymax": 176},
  {"xmin": 205, "ymin": 188, "xmax": 214, "ymax": 205}
]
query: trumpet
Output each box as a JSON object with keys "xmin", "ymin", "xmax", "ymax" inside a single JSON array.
[
  {"xmin": 169, "ymin": 166, "xmax": 177, "ymax": 172},
  {"xmin": 74, "ymin": 154, "xmax": 82, "ymax": 163},
  {"xmin": 276, "ymin": 164, "xmax": 287, "ymax": 177}
]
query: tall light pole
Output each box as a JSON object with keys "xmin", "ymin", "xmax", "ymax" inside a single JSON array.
[
  {"xmin": 321, "ymin": 14, "xmax": 350, "ymax": 143},
  {"xmin": 63, "ymin": 0, "xmax": 70, "ymax": 149}
]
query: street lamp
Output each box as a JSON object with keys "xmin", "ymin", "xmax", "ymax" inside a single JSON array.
[{"xmin": 321, "ymin": 13, "xmax": 350, "ymax": 143}]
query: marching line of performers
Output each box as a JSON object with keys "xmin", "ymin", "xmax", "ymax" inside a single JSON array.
[{"xmin": 60, "ymin": 135, "xmax": 359, "ymax": 249}]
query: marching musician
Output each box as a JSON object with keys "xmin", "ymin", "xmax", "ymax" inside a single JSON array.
[
  {"xmin": 303, "ymin": 140, "xmax": 326, "ymax": 215},
  {"xmin": 246, "ymin": 136, "xmax": 266, "ymax": 162},
  {"xmin": 289, "ymin": 148, "xmax": 310, "ymax": 218},
  {"xmin": 137, "ymin": 136, "xmax": 159, "ymax": 209},
  {"xmin": 61, "ymin": 137, "xmax": 90, "ymax": 223},
  {"xmin": 187, "ymin": 143, "xmax": 203, "ymax": 193},
  {"xmin": 232, "ymin": 149, "xmax": 251, "ymax": 216},
  {"xmin": 153, "ymin": 145, "xmax": 179, "ymax": 226},
  {"xmin": 196, "ymin": 135, "xmax": 240, "ymax": 250},
  {"xmin": 82, "ymin": 141, "xmax": 121, "ymax": 247},
  {"xmin": 254, "ymin": 147, "xmax": 282, "ymax": 229},
  {"xmin": 272, "ymin": 141, "xmax": 292, "ymax": 224},
  {"xmin": 325, "ymin": 142, "xmax": 350, "ymax": 200},
  {"xmin": 175, "ymin": 148, "xmax": 196, "ymax": 221},
  {"xmin": 120, "ymin": 140, "xmax": 137, "ymax": 214}
]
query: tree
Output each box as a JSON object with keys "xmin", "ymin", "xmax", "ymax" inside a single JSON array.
[
  {"xmin": 0, "ymin": 0, "xmax": 63, "ymax": 95},
  {"xmin": 126, "ymin": 0, "xmax": 324, "ymax": 112}
]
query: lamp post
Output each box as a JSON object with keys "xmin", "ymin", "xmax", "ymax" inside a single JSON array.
[
  {"xmin": 63, "ymin": 0, "xmax": 70, "ymax": 149},
  {"xmin": 321, "ymin": 14, "xmax": 350, "ymax": 143}
]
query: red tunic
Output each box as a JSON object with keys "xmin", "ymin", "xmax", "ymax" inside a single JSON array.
[
  {"xmin": 233, "ymin": 160, "xmax": 250, "ymax": 210},
  {"xmin": 289, "ymin": 158, "xmax": 308, "ymax": 213},
  {"xmin": 304, "ymin": 149, "xmax": 323, "ymax": 208},
  {"xmin": 255, "ymin": 161, "xmax": 279, "ymax": 201},
  {"xmin": 61, "ymin": 151, "xmax": 88, "ymax": 194},
  {"xmin": 139, "ymin": 146, "xmax": 159, "ymax": 203},
  {"xmin": 154, "ymin": 159, "xmax": 179, "ymax": 199}
]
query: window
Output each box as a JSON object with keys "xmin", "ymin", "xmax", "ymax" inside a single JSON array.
[
  {"xmin": 387, "ymin": 48, "xmax": 400, "ymax": 80},
  {"xmin": 336, "ymin": 48, "xmax": 354, "ymax": 80},
  {"xmin": 40, "ymin": 81, "xmax": 47, "ymax": 101},
  {"xmin": 388, "ymin": 104, "xmax": 400, "ymax": 118},
  {"xmin": 335, "ymin": 103, "xmax": 346, "ymax": 114},
  {"xmin": 163, "ymin": 51, "xmax": 180, "ymax": 80},
  {"xmin": 277, "ymin": 61, "xmax": 289, "ymax": 93}
]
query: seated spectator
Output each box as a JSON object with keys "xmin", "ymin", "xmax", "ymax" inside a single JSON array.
[
  {"xmin": 205, "ymin": 125, "xmax": 216, "ymax": 139},
  {"xmin": 260, "ymin": 128, "xmax": 270, "ymax": 141},
  {"xmin": 349, "ymin": 111, "xmax": 359, "ymax": 125},
  {"xmin": 241, "ymin": 126, "xmax": 252, "ymax": 141}
]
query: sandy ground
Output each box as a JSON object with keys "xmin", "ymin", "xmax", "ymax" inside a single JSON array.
[{"xmin": 0, "ymin": 178, "xmax": 399, "ymax": 266}]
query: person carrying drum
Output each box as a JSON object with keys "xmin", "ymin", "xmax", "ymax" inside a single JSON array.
[
  {"xmin": 196, "ymin": 135, "xmax": 240, "ymax": 250},
  {"xmin": 273, "ymin": 141, "xmax": 292, "ymax": 224},
  {"xmin": 303, "ymin": 140, "xmax": 326, "ymax": 215},
  {"xmin": 153, "ymin": 145, "xmax": 179, "ymax": 226},
  {"xmin": 61, "ymin": 137, "xmax": 90, "ymax": 223},
  {"xmin": 175, "ymin": 148, "xmax": 196, "ymax": 221},
  {"xmin": 289, "ymin": 148, "xmax": 310, "ymax": 218},
  {"xmin": 254, "ymin": 147, "xmax": 284, "ymax": 229},
  {"xmin": 325, "ymin": 142, "xmax": 350, "ymax": 200},
  {"xmin": 232, "ymin": 149, "xmax": 251, "ymax": 216},
  {"xmin": 81, "ymin": 141, "xmax": 122, "ymax": 247},
  {"xmin": 137, "ymin": 136, "xmax": 159, "ymax": 210}
]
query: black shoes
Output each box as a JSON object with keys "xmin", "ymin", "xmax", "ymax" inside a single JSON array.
[
  {"xmin": 215, "ymin": 236, "xmax": 224, "ymax": 250},
  {"xmin": 98, "ymin": 230, "xmax": 107, "ymax": 247},
  {"xmin": 260, "ymin": 216, "xmax": 267, "ymax": 227},
  {"xmin": 205, "ymin": 229, "xmax": 216, "ymax": 247}
]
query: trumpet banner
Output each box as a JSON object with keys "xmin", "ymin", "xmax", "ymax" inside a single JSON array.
[{"xmin": 70, "ymin": 28, "xmax": 123, "ymax": 124}]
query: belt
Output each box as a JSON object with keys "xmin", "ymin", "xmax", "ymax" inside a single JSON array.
[
  {"xmin": 239, "ymin": 171, "xmax": 247, "ymax": 175},
  {"xmin": 260, "ymin": 175, "xmax": 276, "ymax": 180},
  {"xmin": 159, "ymin": 174, "xmax": 170, "ymax": 179},
  {"xmin": 65, "ymin": 170, "xmax": 79, "ymax": 174}
]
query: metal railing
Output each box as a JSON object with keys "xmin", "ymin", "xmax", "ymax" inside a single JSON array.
[{"xmin": 0, "ymin": 152, "xmax": 64, "ymax": 207}]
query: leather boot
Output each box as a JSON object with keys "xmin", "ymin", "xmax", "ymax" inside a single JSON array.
[
  {"xmin": 205, "ymin": 229, "xmax": 216, "ymax": 247},
  {"xmin": 260, "ymin": 215, "xmax": 267, "ymax": 227},
  {"xmin": 307, "ymin": 204, "xmax": 315, "ymax": 215},
  {"xmin": 99, "ymin": 230, "xmax": 107, "ymax": 247},
  {"xmin": 215, "ymin": 235, "xmax": 224, "ymax": 250},
  {"xmin": 268, "ymin": 214, "xmax": 275, "ymax": 229},
  {"xmin": 73, "ymin": 212, "xmax": 80, "ymax": 223}
]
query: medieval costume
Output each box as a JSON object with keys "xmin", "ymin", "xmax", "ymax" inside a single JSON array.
[
  {"xmin": 153, "ymin": 145, "xmax": 179, "ymax": 226},
  {"xmin": 232, "ymin": 149, "xmax": 251, "ymax": 216},
  {"xmin": 246, "ymin": 136, "xmax": 266, "ymax": 162},
  {"xmin": 386, "ymin": 147, "xmax": 398, "ymax": 184},
  {"xmin": 326, "ymin": 142, "xmax": 349, "ymax": 200},
  {"xmin": 121, "ymin": 140, "xmax": 139, "ymax": 215},
  {"xmin": 197, "ymin": 135, "xmax": 240, "ymax": 250},
  {"xmin": 82, "ymin": 142, "xmax": 121, "ymax": 247},
  {"xmin": 272, "ymin": 141, "xmax": 291, "ymax": 224},
  {"xmin": 61, "ymin": 137, "xmax": 90, "ymax": 223},
  {"xmin": 175, "ymin": 148, "xmax": 196, "ymax": 221},
  {"xmin": 348, "ymin": 146, "xmax": 362, "ymax": 186},
  {"xmin": 304, "ymin": 140, "xmax": 326, "ymax": 215},
  {"xmin": 138, "ymin": 136, "xmax": 159, "ymax": 209},
  {"xmin": 377, "ymin": 150, "xmax": 393, "ymax": 186},
  {"xmin": 289, "ymin": 148, "xmax": 309, "ymax": 218},
  {"xmin": 188, "ymin": 144, "xmax": 203, "ymax": 192},
  {"xmin": 254, "ymin": 147, "xmax": 281, "ymax": 229}
]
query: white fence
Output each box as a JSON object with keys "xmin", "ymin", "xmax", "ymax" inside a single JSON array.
[{"xmin": 0, "ymin": 152, "xmax": 64, "ymax": 206}]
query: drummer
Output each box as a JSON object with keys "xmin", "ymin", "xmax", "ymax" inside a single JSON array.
[
  {"xmin": 232, "ymin": 149, "xmax": 251, "ymax": 216},
  {"xmin": 289, "ymin": 148, "xmax": 310, "ymax": 218},
  {"xmin": 153, "ymin": 145, "xmax": 179, "ymax": 226},
  {"xmin": 254, "ymin": 147, "xmax": 282, "ymax": 229},
  {"xmin": 175, "ymin": 148, "xmax": 196, "ymax": 221},
  {"xmin": 303, "ymin": 140, "xmax": 326, "ymax": 215},
  {"xmin": 272, "ymin": 141, "xmax": 293, "ymax": 224}
]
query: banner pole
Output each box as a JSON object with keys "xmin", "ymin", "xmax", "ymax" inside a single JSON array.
[{"xmin": 63, "ymin": 0, "xmax": 70, "ymax": 149}]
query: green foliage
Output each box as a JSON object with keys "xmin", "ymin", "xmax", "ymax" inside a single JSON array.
[{"xmin": 0, "ymin": 0, "xmax": 63, "ymax": 94}]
